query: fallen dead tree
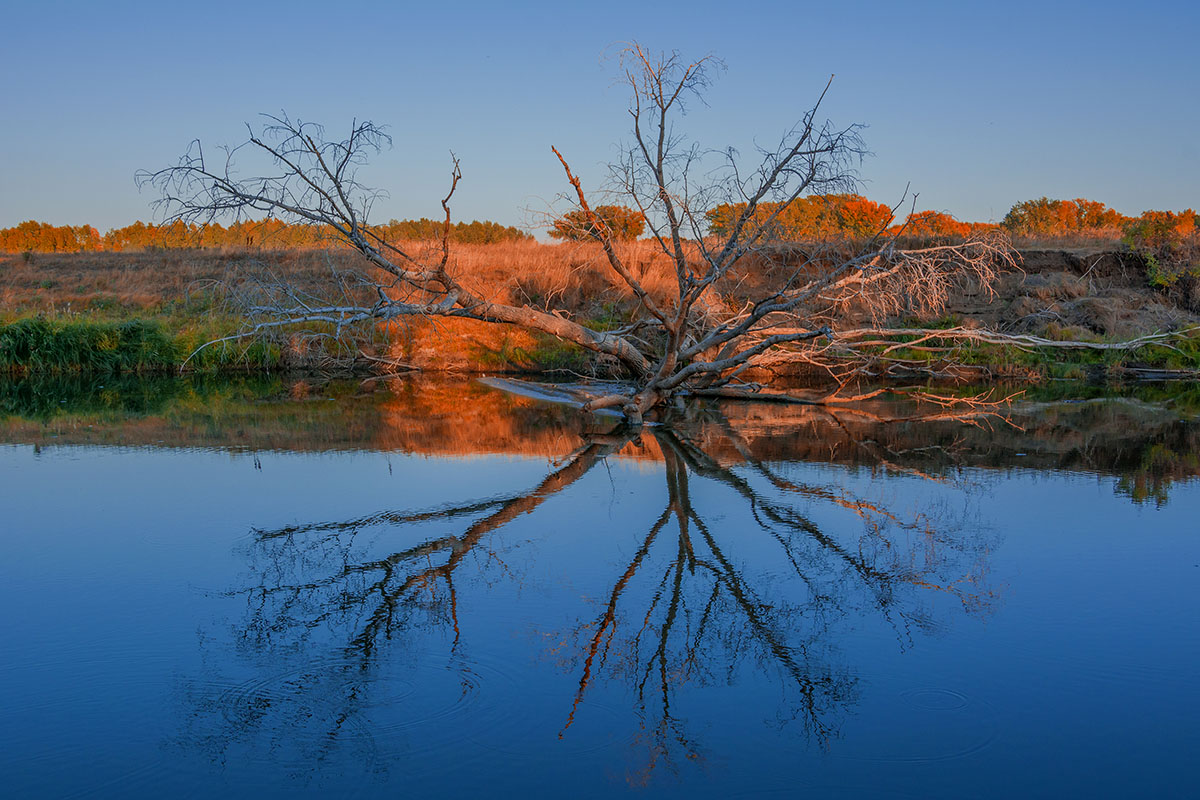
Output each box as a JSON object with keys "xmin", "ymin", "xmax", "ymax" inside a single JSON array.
[{"xmin": 142, "ymin": 43, "xmax": 1024, "ymax": 422}]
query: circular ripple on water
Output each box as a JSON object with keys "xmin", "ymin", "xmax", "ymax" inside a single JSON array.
[
  {"xmin": 182, "ymin": 658, "xmax": 381, "ymax": 775},
  {"xmin": 358, "ymin": 655, "xmax": 519, "ymax": 746},
  {"xmin": 833, "ymin": 686, "xmax": 998, "ymax": 764},
  {"xmin": 898, "ymin": 687, "xmax": 971, "ymax": 711}
]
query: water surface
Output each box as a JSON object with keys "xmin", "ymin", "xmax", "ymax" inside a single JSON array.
[{"xmin": 1, "ymin": 376, "xmax": 1197, "ymax": 798}]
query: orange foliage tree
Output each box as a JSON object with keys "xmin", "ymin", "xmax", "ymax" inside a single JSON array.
[
  {"xmin": 706, "ymin": 194, "xmax": 894, "ymax": 240},
  {"xmin": 1123, "ymin": 209, "xmax": 1198, "ymax": 251},
  {"xmin": 1001, "ymin": 197, "xmax": 1128, "ymax": 238},
  {"xmin": 0, "ymin": 221, "xmax": 103, "ymax": 253},
  {"xmin": 548, "ymin": 205, "xmax": 645, "ymax": 241}
]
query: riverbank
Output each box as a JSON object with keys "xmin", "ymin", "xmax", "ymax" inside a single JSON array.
[{"xmin": 2, "ymin": 246, "xmax": 1199, "ymax": 379}]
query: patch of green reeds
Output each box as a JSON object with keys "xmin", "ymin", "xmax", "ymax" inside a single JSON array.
[
  {"xmin": 0, "ymin": 317, "xmax": 179, "ymax": 374},
  {"xmin": 0, "ymin": 315, "xmax": 292, "ymax": 375}
]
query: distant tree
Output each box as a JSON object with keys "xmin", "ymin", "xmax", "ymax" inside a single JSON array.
[
  {"xmin": 1002, "ymin": 197, "xmax": 1127, "ymax": 237},
  {"xmin": 706, "ymin": 194, "xmax": 894, "ymax": 240},
  {"xmin": 549, "ymin": 205, "xmax": 644, "ymax": 241},
  {"xmin": 377, "ymin": 218, "xmax": 531, "ymax": 245},
  {"xmin": 0, "ymin": 220, "xmax": 104, "ymax": 253},
  {"xmin": 1123, "ymin": 209, "xmax": 1198, "ymax": 252},
  {"xmin": 1071, "ymin": 198, "xmax": 1125, "ymax": 230}
]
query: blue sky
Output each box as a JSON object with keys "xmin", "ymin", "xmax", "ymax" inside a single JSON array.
[{"xmin": 2, "ymin": 0, "xmax": 1196, "ymax": 231}]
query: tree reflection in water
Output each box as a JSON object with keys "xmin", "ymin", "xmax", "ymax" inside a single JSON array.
[{"xmin": 179, "ymin": 401, "xmax": 999, "ymax": 785}]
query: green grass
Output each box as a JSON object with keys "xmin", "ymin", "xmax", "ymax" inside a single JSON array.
[
  {"xmin": 0, "ymin": 313, "xmax": 286, "ymax": 375},
  {"xmin": 0, "ymin": 317, "xmax": 178, "ymax": 374}
]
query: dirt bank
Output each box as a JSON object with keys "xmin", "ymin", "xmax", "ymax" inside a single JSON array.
[{"xmin": 949, "ymin": 249, "xmax": 1200, "ymax": 340}]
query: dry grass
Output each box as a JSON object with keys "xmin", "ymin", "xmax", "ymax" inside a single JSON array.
[
  {"xmin": 7, "ymin": 240, "xmax": 1199, "ymax": 381},
  {"xmin": 0, "ymin": 249, "xmax": 347, "ymax": 315},
  {"xmin": 0, "ymin": 244, "xmax": 705, "ymax": 374},
  {"xmin": 0, "ymin": 237, "xmax": 1018, "ymax": 340},
  {"xmin": 438, "ymin": 239, "xmax": 683, "ymax": 312},
  {"xmin": 0, "ymin": 236, "xmax": 1117, "ymax": 328},
  {"xmin": 0, "ymin": 243, "xmax": 678, "ymax": 317}
]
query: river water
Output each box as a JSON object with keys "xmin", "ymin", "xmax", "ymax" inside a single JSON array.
[{"xmin": 1, "ymin": 375, "xmax": 1197, "ymax": 798}]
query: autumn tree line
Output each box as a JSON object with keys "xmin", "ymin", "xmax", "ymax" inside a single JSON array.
[
  {"xmin": 0, "ymin": 217, "xmax": 532, "ymax": 254},
  {"xmin": 3, "ymin": 196, "xmax": 1197, "ymax": 254},
  {"xmin": 704, "ymin": 195, "xmax": 1198, "ymax": 245}
]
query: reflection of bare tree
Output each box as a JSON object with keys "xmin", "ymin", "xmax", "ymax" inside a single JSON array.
[
  {"xmin": 177, "ymin": 433, "xmax": 631, "ymax": 776},
  {"xmin": 552, "ymin": 424, "xmax": 995, "ymax": 782},
  {"xmin": 560, "ymin": 432, "xmax": 857, "ymax": 781},
  {"xmin": 183, "ymin": 406, "xmax": 998, "ymax": 784},
  {"xmin": 242, "ymin": 433, "xmax": 627, "ymax": 662}
]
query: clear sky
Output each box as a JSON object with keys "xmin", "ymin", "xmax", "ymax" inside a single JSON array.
[{"xmin": 2, "ymin": 0, "xmax": 1196, "ymax": 231}]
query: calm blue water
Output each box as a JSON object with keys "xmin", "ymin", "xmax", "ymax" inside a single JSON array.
[{"xmin": 1, "ymin": 377, "xmax": 1197, "ymax": 798}]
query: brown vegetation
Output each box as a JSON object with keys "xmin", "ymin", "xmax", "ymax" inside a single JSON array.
[
  {"xmin": 0, "ymin": 240, "xmax": 694, "ymax": 325},
  {"xmin": 706, "ymin": 194, "xmax": 896, "ymax": 240},
  {"xmin": 549, "ymin": 205, "xmax": 644, "ymax": 241},
  {"xmin": 1, "ymin": 248, "xmax": 332, "ymax": 313}
]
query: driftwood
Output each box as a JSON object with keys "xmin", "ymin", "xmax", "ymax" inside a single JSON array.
[
  {"xmin": 784, "ymin": 324, "xmax": 1200, "ymax": 381},
  {"xmin": 836, "ymin": 324, "xmax": 1200, "ymax": 352}
]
